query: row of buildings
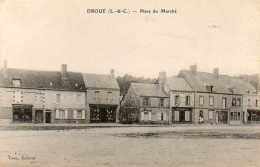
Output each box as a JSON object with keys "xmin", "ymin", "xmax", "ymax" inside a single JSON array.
[
  {"xmin": 121, "ymin": 65, "xmax": 260, "ymax": 125},
  {"xmin": 0, "ymin": 62, "xmax": 120, "ymax": 124},
  {"xmin": 0, "ymin": 62, "xmax": 259, "ymax": 125}
]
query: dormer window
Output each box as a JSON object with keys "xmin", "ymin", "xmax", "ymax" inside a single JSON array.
[
  {"xmin": 12, "ymin": 79, "xmax": 21, "ymax": 87},
  {"xmin": 50, "ymin": 82, "xmax": 53, "ymax": 86}
]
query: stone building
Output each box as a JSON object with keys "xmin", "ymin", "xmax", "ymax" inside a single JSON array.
[
  {"xmin": 0, "ymin": 63, "xmax": 87, "ymax": 124},
  {"xmin": 178, "ymin": 65, "xmax": 254, "ymax": 125},
  {"xmin": 165, "ymin": 76, "xmax": 194, "ymax": 123},
  {"xmin": 82, "ymin": 70, "xmax": 120, "ymax": 123},
  {"xmin": 120, "ymin": 72, "xmax": 170, "ymax": 124}
]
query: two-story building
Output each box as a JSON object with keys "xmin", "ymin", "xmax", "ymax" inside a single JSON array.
[
  {"xmin": 164, "ymin": 76, "xmax": 194, "ymax": 123},
  {"xmin": 82, "ymin": 70, "xmax": 120, "ymax": 123},
  {"xmin": 0, "ymin": 63, "xmax": 87, "ymax": 124},
  {"xmin": 120, "ymin": 72, "xmax": 170, "ymax": 124},
  {"xmin": 178, "ymin": 65, "xmax": 253, "ymax": 125}
]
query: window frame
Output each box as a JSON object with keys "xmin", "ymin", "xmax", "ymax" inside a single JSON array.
[
  {"xmin": 199, "ymin": 96, "xmax": 204, "ymax": 105},
  {"xmin": 209, "ymin": 96, "xmax": 214, "ymax": 106}
]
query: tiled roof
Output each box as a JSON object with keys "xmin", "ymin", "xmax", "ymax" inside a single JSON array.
[
  {"xmin": 82, "ymin": 73, "xmax": 119, "ymax": 89},
  {"xmin": 166, "ymin": 76, "xmax": 193, "ymax": 91},
  {"xmin": 179, "ymin": 70, "xmax": 256, "ymax": 94},
  {"xmin": 131, "ymin": 83, "xmax": 168, "ymax": 97},
  {"xmin": 0, "ymin": 68, "xmax": 86, "ymax": 91}
]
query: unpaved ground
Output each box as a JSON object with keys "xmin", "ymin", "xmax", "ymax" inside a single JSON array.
[{"xmin": 0, "ymin": 126, "xmax": 260, "ymax": 167}]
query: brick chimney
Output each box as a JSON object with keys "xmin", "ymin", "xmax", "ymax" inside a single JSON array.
[
  {"xmin": 110, "ymin": 69, "xmax": 115, "ymax": 78},
  {"xmin": 3, "ymin": 60, "xmax": 7, "ymax": 78},
  {"xmin": 61, "ymin": 64, "xmax": 68, "ymax": 80},
  {"xmin": 158, "ymin": 71, "xmax": 166, "ymax": 90},
  {"xmin": 190, "ymin": 64, "xmax": 197, "ymax": 74},
  {"xmin": 213, "ymin": 67, "xmax": 219, "ymax": 79}
]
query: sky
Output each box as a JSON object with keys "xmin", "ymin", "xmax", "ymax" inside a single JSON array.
[{"xmin": 0, "ymin": 0, "xmax": 260, "ymax": 78}]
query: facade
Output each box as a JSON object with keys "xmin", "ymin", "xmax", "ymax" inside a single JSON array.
[
  {"xmin": 0, "ymin": 64, "xmax": 87, "ymax": 124},
  {"xmin": 178, "ymin": 65, "xmax": 254, "ymax": 125},
  {"xmin": 120, "ymin": 73, "xmax": 170, "ymax": 124},
  {"xmin": 82, "ymin": 70, "xmax": 120, "ymax": 123},
  {"xmin": 165, "ymin": 76, "xmax": 194, "ymax": 124}
]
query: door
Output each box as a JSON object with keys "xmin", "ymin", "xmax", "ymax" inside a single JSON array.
[
  {"xmin": 45, "ymin": 112, "xmax": 51, "ymax": 123},
  {"xmin": 35, "ymin": 110, "xmax": 43, "ymax": 123},
  {"xmin": 180, "ymin": 111, "xmax": 185, "ymax": 122}
]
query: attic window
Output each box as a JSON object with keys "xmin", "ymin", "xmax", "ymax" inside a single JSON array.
[
  {"xmin": 12, "ymin": 79, "xmax": 21, "ymax": 87},
  {"xmin": 50, "ymin": 82, "xmax": 53, "ymax": 86}
]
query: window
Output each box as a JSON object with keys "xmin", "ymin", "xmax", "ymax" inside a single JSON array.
[
  {"xmin": 222, "ymin": 97, "xmax": 227, "ymax": 108},
  {"xmin": 77, "ymin": 110, "xmax": 82, "ymax": 119},
  {"xmin": 230, "ymin": 112, "xmax": 240, "ymax": 121},
  {"xmin": 14, "ymin": 91, "xmax": 23, "ymax": 103},
  {"xmin": 57, "ymin": 110, "xmax": 65, "ymax": 119},
  {"xmin": 12, "ymin": 79, "xmax": 21, "ymax": 87},
  {"xmin": 175, "ymin": 95, "xmax": 180, "ymax": 106},
  {"xmin": 209, "ymin": 96, "xmax": 214, "ymax": 106},
  {"xmin": 143, "ymin": 97, "xmax": 150, "ymax": 106},
  {"xmin": 199, "ymin": 96, "xmax": 204, "ymax": 105},
  {"xmin": 56, "ymin": 94, "xmax": 61, "ymax": 103},
  {"xmin": 185, "ymin": 96, "xmax": 190, "ymax": 105},
  {"xmin": 209, "ymin": 110, "xmax": 213, "ymax": 119},
  {"xmin": 256, "ymin": 100, "xmax": 258, "ymax": 107},
  {"xmin": 232, "ymin": 98, "xmax": 236, "ymax": 106},
  {"xmin": 159, "ymin": 98, "xmax": 164, "ymax": 107},
  {"xmin": 237, "ymin": 98, "xmax": 241, "ymax": 106},
  {"xmin": 161, "ymin": 112, "xmax": 164, "ymax": 121},
  {"xmin": 107, "ymin": 92, "xmax": 112, "ymax": 103}
]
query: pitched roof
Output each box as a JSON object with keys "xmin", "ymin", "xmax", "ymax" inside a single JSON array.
[
  {"xmin": 179, "ymin": 70, "xmax": 256, "ymax": 94},
  {"xmin": 166, "ymin": 76, "xmax": 193, "ymax": 91},
  {"xmin": 0, "ymin": 68, "xmax": 86, "ymax": 91},
  {"xmin": 82, "ymin": 73, "xmax": 119, "ymax": 89},
  {"xmin": 131, "ymin": 83, "xmax": 168, "ymax": 97}
]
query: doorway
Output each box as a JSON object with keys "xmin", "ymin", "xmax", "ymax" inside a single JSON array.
[
  {"xmin": 45, "ymin": 112, "xmax": 51, "ymax": 123},
  {"xmin": 35, "ymin": 110, "xmax": 43, "ymax": 123}
]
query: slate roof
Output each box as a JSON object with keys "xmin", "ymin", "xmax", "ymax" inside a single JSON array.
[
  {"xmin": 0, "ymin": 68, "xmax": 86, "ymax": 91},
  {"xmin": 166, "ymin": 76, "xmax": 193, "ymax": 91},
  {"xmin": 179, "ymin": 70, "xmax": 256, "ymax": 94},
  {"xmin": 131, "ymin": 83, "xmax": 168, "ymax": 97},
  {"xmin": 82, "ymin": 73, "xmax": 119, "ymax": 90}
]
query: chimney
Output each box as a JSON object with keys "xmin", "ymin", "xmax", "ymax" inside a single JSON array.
[
  {"xmin": 3, "ymin": 60, "xmax": 7, "ymax": 78},
  {"xmin": 61, "ymin": 64, "xmax": 68, "ymax": 79},
  {"xmin": 213, "ymin": 67, "xmax": 219, "ymax": 78},
  {"xmin": 190, "ymin": 64, "xmax": 197, "ymax": 74},
  {"xmin": 158, "ymin": 71, "xmax": 167, "ymax": 90},
  {"xmin": 110, "ymin": 69, "xmax": 115, "ymax": 78}
]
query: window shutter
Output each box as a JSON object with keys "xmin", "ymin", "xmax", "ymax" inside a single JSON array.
[
  {"xmin": 82, "ymin": 110, "xmax": 85, "ymax": 119},
  {"xmin": 73, "ymin": 110, "xmax": 77, "ymax": 119},
  {"xmin": 185, "ymin": 111, "xmax": 190, "ymax": 121},
  {"xmin": 175, "ymin": 111, "xmax": 179, "ymax": 121},
  {"xmin": 148, "ymin": 111, "xmax": 152, "ymax": 121},
  {"xmin": 56, "ymin": 110, "xmax": 59, "ymax": 119},
  {"xmin": 163, "ymin": 112, "xmax": 167, "ymax": 121},
  {"xmin": 141, "ymin": 112, "xmax": 144, "ymax": 121},
  {"xmin": 65, "ymin": 110, "xmax": 68, "ymax": 119}
]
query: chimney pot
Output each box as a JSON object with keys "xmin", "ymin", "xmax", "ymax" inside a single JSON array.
[
  {"xmin": 190, "ymin": 64, "xmax": 197, "ymax": 74},
  {"xmin": 158, "ymin": 71, "xmax": 167, "ymax": 89},
  {"xmin": 110, "ymin": 69, "xmax": 115, "ymax": 78},
  {"xmin": 213, "ymin": 67, "xmax": 219, "ymax": 78}
]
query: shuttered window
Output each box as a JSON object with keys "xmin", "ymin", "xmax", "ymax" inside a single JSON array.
[{"xmin": 174, "ymin": 111, "xmax": 179, "ymax": 121}]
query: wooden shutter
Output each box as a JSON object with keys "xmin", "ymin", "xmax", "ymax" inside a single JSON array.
[
  {"xmin": 148, "ymin": 111, "xmax": 152, "ymax": 121},
  {"xmin": 73, "ymin": 110, "xmax": 77, "ymax": 119},
  {"xmin": 65, "ymin": 110, "xmax": 68, "ymax": 119},
  {"xmin": 185, "ymin": 111, "xmax": 190, "ymax": 121},
  {"xmin": 174, "ymin": 111, "xmax": 179, "ymax": 121},
  {"xmin": 82, "ymin": 110, "xmax": 85, "ymax": 119},
  {"xmin": 55, "ymin": 110, "xmax": 59, "ymax": 119},
  {"xmin": 141, "ymin": 112, "xmax": 144, "ymax": 121}
]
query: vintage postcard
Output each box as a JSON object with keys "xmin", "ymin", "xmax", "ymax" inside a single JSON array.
[{"xmin": 0, "ymin": 0, "xmax": 260, "ymax": 167}]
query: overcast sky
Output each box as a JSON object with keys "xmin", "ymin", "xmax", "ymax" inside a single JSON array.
[{"xmin": 0, "ymin": 0, "xmax": 259, "ymax": 78}]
